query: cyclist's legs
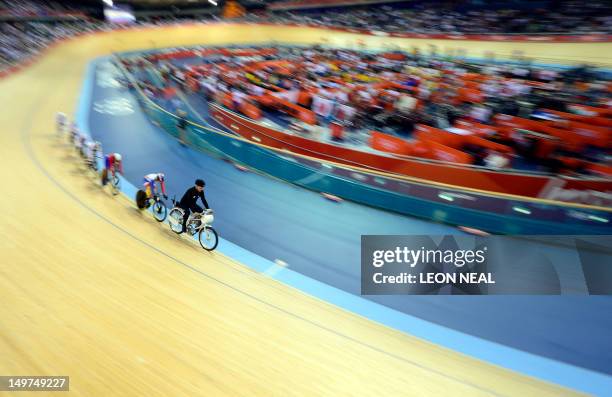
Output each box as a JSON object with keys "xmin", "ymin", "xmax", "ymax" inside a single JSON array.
[
  {"xmin": 189, "ymin": 204, "xmax": 204, "ymax": 231},
  {"xmin": 108, "ymin": 166, "xmax": 115, "ymax": 184},
  {"xmin": 143, "ymin": 179, "xmax": 152, "ymax": 198},
  {"xmin": 180, "ymin": 206, "xmax": 191, "ymax": 232}
]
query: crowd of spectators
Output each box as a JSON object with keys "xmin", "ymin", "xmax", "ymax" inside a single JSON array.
[
  {"xmin": 1, "ymin": 0, "xmax": 607, "ymax": 175},
  {"xmin": 2, "ymin": 0, "xmax": 612, "ymax": 72},
  {"xmin": 0, "ymin": 0, "xmax": 89, "ymax": 69},
  {"xmin": 140, "ymin": 45, "xmax": 610, "ymax": 175},
  {"xmin": 0, "ymin": 17, "xmax": 214, "ymax": 72},
  {"xmin": 250, "ymin": 0, "xmax": 612, "ymax": 35},
  {"xmin": 0, "ymin": 21, "xmax": 105, "ymax": 70},
  {"xmin": 0, "ymin": 0, "xmax": 82, "ymax": 16},
  {"xmin": 0, "ymin": 0, "xmax": 212, "ymax": 71}
]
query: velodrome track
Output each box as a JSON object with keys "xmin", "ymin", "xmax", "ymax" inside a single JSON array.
[
  {"xmin": 95, "ymin": 53, "xmax": 612, "ymax": 377},
  {"xmin": 0, "ymin": 24, "xmax": 610, "ymax": 396}
]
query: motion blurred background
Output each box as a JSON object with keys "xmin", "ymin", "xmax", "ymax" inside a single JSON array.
[{"xmin": 2, "ymin": 0, "xmax": 611, "ymax": 394}]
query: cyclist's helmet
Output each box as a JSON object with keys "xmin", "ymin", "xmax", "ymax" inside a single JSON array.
[
  {"xmin": 157, "ymin": 173, "xmax": 165, "ymax": 182},
  {"xmin": 195, "ymin": 179, "xmax": 205, "ymax": 187},
  {"xmin": 114, "ymin": 153, "xmax": 122, "ymax": 162}
]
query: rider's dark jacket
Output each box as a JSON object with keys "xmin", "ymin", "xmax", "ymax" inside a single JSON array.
[{"xmin": 179, "ymin": 186, "xmax": 209, "ymax": 210}]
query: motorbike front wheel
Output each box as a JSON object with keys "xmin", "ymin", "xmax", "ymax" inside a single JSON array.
[{"xmin": 199, "ymin": 226, "xmax": 218, "ymax": 251}]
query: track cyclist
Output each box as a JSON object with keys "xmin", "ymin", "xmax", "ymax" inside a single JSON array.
[
  {"xmin": 77, "ymin": 134, "xmax": 88, "ymax": 158},
  {"xmin": 143, "ymin": 172, "xmax": 168, "ymax": 200},
  {"xmin": 103, "ymin": 152, "xmax": 123, "ymax": 183}
]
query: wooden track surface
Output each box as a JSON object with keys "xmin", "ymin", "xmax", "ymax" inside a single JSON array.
[{"xmin": 0, "ymin": 25, "xmax": 589, "ymax": 396}]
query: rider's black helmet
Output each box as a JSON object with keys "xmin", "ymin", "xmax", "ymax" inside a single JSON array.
[{"xmin": 195, "ymin": 179, "xmax": 205, "ymax": 187}]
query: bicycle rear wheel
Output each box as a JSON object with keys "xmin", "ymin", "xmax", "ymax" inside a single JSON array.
[
  {"xmin": 136, "ymin": 190, "xmax": 148, "ymax": 209},
  {"xmin": 199, "ymin": 226, "xmax": 218, "ymax": 251}
]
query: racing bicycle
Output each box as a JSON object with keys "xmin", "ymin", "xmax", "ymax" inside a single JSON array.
[
  {"xmin": 136, "ymin": 189, "xmax": 167, "ymax": 222},
  {"xmin": 101, "ymin": 168, "xmax": 121, "ymax": 196}
]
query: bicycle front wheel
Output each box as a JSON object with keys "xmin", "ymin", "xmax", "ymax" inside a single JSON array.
[
  {"xmin": 111, "ymin": 175, "xmax": 121, "ymax": 195},
  {"xmin": 199, "ymin": 226, "xmax": 218, "ymax": 251},
  {"xmin": 152, "ymin": 200, "xmax": 167, "ymax": 222}
]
